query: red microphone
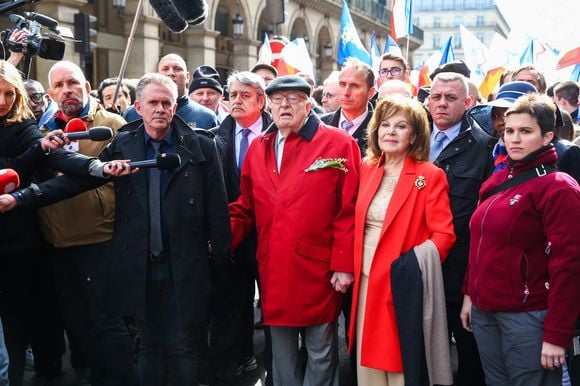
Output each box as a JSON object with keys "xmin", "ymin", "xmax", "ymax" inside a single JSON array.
[
  {"xmin": 64, "ymin": 118, "xmax": 87, "ymax": 133},
  {"xmin": 0, "ymin": 169, "xmax": 20, "ymax": 194}
]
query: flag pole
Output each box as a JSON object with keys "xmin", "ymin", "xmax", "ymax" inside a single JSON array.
[{"xmin": 405, "ymin": 35, "xmax": 410, "ymax": 62}]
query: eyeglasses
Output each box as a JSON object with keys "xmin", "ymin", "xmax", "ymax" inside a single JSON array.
[
  {"xmin": 28, "ymin": 93, "xmax": 45, "ymax": 103},
  {"xmin": 269, "ymin": 93, "xmax": 306, "ymax": 105},
  {"xmin": 322, "ymin": 92, "xmax": 336, "ymax": 99},
  {"xmin": 378, "ymin": 67, "xmax": 403, "ymax": 77}
]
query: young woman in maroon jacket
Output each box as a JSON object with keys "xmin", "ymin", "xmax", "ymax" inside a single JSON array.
[{"xmin": 461, "ymin": 93, "xmax": 580, "ymax": 386}]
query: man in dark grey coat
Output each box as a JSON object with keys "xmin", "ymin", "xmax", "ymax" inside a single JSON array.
[
  {"xmin": 1, "ymin": 73, "xmax": 231, "ymax": 386},
  {"xmin": 428, "ymin": 72, "xmax": 494, "ymax": 386}
]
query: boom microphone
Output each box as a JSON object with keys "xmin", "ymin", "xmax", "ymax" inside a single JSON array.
[
  {"xmin": 171, "ymin": 0, "xmax": 208, "ymax": 25},
  {"xmin": 128, "ymin": 153, "xmax": 181, "ymax": 171},
  {"xmin": 148, "ymin": 0, "xmax": 188, "ymax": 33},
  {"xmin": 0, "ymin": 169, "xmax": 20, "ymax": 194}
]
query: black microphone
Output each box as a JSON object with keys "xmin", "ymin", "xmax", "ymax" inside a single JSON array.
[
  {"xmin": 54, "ymin": 127, "xmax": 113, "ymax": 141},
  {"xmin": 23, "ymin": 12, "xmax": 59, "ymax": 30},
  {"xmin": 128, "ymin": 153, "xmax": 181, "ymax": 170},
  {"xmin": 171, "ymin": 0, "xmax": 208, "ymax": 26},
  {"xmin": 148, "ymin": 0, "xmax": 187, "ymax": 33}
]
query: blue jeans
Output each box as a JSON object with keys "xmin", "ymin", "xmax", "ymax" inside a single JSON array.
[
  {"xmin": 0, "ymin": 317, "xmax": 9, "ymax": 386},
  {"xmin": 136, "ymin": 259, "xmax": 199, "ymax": 386}
]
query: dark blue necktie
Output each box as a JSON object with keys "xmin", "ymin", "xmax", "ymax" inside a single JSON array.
[
  {"xmin": 238, "ymin": 128, "xmax": 250, "ymax": 170},
  {"xmin": 149, "ymin": 140, "xmax": 163, "ymax": 256}
]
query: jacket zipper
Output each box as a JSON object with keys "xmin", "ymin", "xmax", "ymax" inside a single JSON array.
[
  {"xmin": 474, "ymin": 193, "xmax": 502, "ymax": 300},
  {"xmin": 522, "ymin": 253, "xmax": 529, "ymax": 303}
]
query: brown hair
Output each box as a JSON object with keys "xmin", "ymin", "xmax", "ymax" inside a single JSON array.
[
  {"xmin": 506, "ymin": 93, "xmax": 555, "ymax": 135},
  {"xmin": 366, "ymin": 96, "xmax": 431, "ymax": 162},
  {"xmin": 380, "ymin": 53, "xmax": 408, "ymax": 71}
]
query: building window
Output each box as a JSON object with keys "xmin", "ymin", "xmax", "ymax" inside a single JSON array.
[
  {"xmin": 433, "ymin": 33, "xmax": 440, "ymax": 49},
  {"xmin": 455, "ymin": 16, "xmax": 463, "ymax": 27},
  {"xmin": 476, "ymin": 15, "xmax": 484, "ymax": 27},
  {"xmin": 476, "ymin": 32, "xmax": 485, "ymax": 43},
  {"xmin": 215, "ymin": 7, "xmax": 230, "ymax": 37},
  {"xmin": 454, "ymin": 33, "xmax": 462, "ymax": 48},
  {"xmin": 433, "ymin": 16, "xmax": 441, "ymax": 28},
  {"xmin": 442, "ymin": 0, "xmax": 454, "ymax": 9}
]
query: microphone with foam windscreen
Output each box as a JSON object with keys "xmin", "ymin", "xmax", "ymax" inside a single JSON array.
[
  {"xmin": 0, "ymin": 169, "xmax": 20, "ymax": 194},
  {"xmin": 64, "ymin": 118, "xmax": 87, "ymax": 133},
  {"xmin": 148, "ymin": 0, "xmax": 188, "ymax": 33},
  {"xmin": 128, "ymin": 154, "xmax": 181, "ymax": 170},
  {"xmin": 148, "ymin": 0, "xmax": 208, "ymax": 33}
]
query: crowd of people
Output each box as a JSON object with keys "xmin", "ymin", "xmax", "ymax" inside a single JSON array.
[{"xmin": 0, "ymin": 43, "xmax": 578, "ymax": 386}]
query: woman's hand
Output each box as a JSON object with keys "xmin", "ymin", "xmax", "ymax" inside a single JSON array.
[
  {"xmin": 330, "ymin": 272, "xmax": 354, "ymax": 293},
  {"xmin": 460, "ymin": 294, "xmax": 473, "ymax": 332},
  {"xmin": 541, "ymin": 341, "xmax": 566, "ymax": 370},
  {"xmin": 41, "ymin": 130, "xmax": 68, "ymax": 152}
]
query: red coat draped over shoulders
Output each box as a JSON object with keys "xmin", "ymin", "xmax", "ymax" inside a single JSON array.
[{"xmin": 348, "ymin": 154, "xmax": 455, "ymax": 371}]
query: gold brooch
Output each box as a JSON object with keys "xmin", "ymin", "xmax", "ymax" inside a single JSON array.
[{"xmin": 415, "ymin": 176, "xmax": 426, "ymax": 190}]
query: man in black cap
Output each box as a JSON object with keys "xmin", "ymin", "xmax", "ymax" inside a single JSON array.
[
  {"xmin": 229, "ymin": 75, "xmax": 360, "ymax": 386},
  {"xmin": 189, "ymin": 65, "xmax": 229, "ymax": 123},
  {"xmin": 429, "ymin": 59, "xmax": 471, "ymax": 81}
]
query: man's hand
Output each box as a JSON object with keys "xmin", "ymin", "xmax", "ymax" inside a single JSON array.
[
  {"xmin": 330, "ymin": 272, "xmax": 354, "ymax": 293},
  {"xmin": 103, "ymin": 160, "xmax": 134, "ymax": 177},
  {"xmin": 0, "ymin": 194, "xmax": 17, "ymax": 213},
  {"xmin": 541, "ymin": 341, "xmax": 566, "ymax": 370},
  {"xmin": 460, "ymin": 294, "xmax": 473, "ymax": 332},
  {"xmin": 41, "ymin": 130, "xmax": 69, "ymax": 152},
  {"xmin": 6, "ymin": 29, "xmax": 27, "ymax": 67}
]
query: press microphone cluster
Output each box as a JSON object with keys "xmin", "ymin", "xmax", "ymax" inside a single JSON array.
[
  {"xmin": 128, "ymin": 153, "xmax": 181, "ymax": 171},
  {"xmin": 0, "ymin": 169, "xmax": 20, "ymax": 194},
  {"xmin": 49, "ymin": 119, "xmax": 113, "ymax": 142}
]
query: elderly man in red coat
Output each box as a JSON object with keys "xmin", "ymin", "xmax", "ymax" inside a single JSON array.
[{"xmin": 229, "ymin": 75, "xmax": 361, "ymax": 386}]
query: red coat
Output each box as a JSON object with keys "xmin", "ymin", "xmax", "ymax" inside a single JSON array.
[
  {"xmin": 348, "ymin": 155, "xmax": 455, "ymax": 371},
  {"xmin": 229, "ymin": 116, "xmax": 361, "ymax": 326}
]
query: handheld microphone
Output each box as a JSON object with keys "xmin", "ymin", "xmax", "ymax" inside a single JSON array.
[
  {"xmin": 0, "ymin": 169, "xmax": 20, "ymax": 194},
  {"xmin": 55, "ymin": 127, "xmax": 113, "ymax": 142},
  {"xmin": 148, "ymin": 0, "xmax": 188, "ymax": 33},
  {"xmin": 64, "ymin": 118, "xmax": 87, "ymax": 133},
  {"xmin": 128, "ymin": 154, "xmax": 181, "ymax": 170}
]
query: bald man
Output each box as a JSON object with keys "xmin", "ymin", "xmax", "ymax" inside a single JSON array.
[{"xmin": 124, "ymin": 53, "xmax": 218, "ymax": 129}]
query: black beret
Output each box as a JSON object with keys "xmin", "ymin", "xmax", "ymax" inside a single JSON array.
[
  {"xmin": 189, "ymin": 65, "xmax": 223, "ymax": 94},
  {"xmin": 265, "ymin": 75, "xmax": 311, "ymax": 96},
  {"xmin": 429, "ymin": 60, "xmax": 471, "ymax": 80}
]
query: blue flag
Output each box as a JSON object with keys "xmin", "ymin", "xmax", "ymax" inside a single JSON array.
[
  {"xmin": 439, "ymin": 36, "xmax": 455, "ymax": 65},
  {"xmin": 519, "ymin": 39, "xmax": 535, "ymax": 65},
  {"xmin": 571, "ymin": 64, "xmax": 580, "ymax": 83},
  {"xmin": 384, "ymin": 35, "xmax": 403, "ymax": 56},
  {"xmin": 338, "ymin": 0, "xmax": 370, "ymax": 66}
]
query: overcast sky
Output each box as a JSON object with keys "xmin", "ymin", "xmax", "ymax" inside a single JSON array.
[{"xmin": 496, "ymin": 0, "xmax": 579, "ymax": 52}]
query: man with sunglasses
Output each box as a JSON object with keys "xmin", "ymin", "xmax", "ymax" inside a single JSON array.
[
  {"xmin": 230, "ymin": 75, "xmax": 361, "ymax": 386},
  {"xmin": 24, "ymin": 79, "xmax": 57, "ymax": 127}
]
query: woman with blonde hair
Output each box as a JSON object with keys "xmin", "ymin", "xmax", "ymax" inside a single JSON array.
[{"xmin": 349, "ymin": 96, "xmax": 456, "ymax": 386}]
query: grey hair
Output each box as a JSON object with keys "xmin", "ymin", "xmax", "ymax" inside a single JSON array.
[
  {"xmin": 432, "ymin": 72, "xmax": 469, "ymax": 96},
  {"xmin": 227, "ymin": 71, "xmax": 267, "ymax": 110},
  {"xmin": 135, "ymin": 73, "xmax": 178, "ymax": 103}
]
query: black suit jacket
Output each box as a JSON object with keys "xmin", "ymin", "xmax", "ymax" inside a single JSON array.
[
  {"xmin": 320, "ymin": 103, "xmax": 374, "ymax": 155},
  {"xmin": 19, "ymin": 116, "xmax": 231, "ymax": 332},
  {"xmin": 211, "ymin": 113, "xmax": 272, "ymax": 266},
  {"xmin": 432, "ymin": 116, "xmax": 494, "ymax": 301}
]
